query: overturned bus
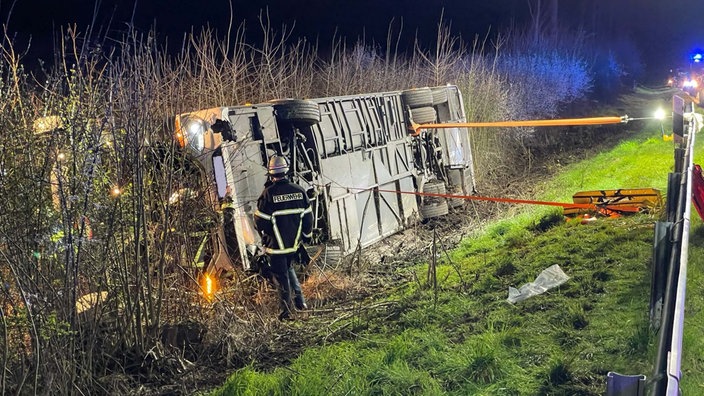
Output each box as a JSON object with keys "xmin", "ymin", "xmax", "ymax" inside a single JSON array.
[{"xmin": 174, "ymin": 85, "xmax": 476, "ymax": 273}]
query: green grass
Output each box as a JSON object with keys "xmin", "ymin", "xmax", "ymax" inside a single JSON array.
[
  {"xmin": 680, "ymin": 217, "xmax": 704, "ymax": 395},
  {"xmin": 540, "ymin": 125, "xmax": 673, "ymax": 202},
  {"xmin": 210, "ymin": 126, "xmax": 704, "ymax": 395}
]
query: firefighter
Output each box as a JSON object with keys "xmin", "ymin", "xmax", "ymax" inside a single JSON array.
[{"xmin": 254, "ymin": 155, "xmax": 312, "ymax": 320}]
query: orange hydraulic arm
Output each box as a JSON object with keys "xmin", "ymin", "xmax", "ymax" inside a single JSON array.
[{"xmin": 410, "ymin": 116, "xmax": 628, "ymax": 136}]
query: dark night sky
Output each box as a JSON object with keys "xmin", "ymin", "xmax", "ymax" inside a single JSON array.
[{"xmin": 3, "ymin": 0, "xmax": 704, "ymax": 77}]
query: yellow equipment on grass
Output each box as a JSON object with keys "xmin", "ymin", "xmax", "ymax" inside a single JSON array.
[{"xmin": 563, "ymin": 188, "xmax": 662, "ymax": 217}]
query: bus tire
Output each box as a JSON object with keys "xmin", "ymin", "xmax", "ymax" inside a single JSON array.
[
  {"xmin": 402, "ymin": 88, "xmax": 433, "ymax": 108},
  {"xmin": 271, "ymin": 99, "xmax": 321, "ymax": 127},
  {"xmin": 410, "ymin": 107, "xmax": 437, "ymax": 124},
  {"xmin": 431, "ymin": 86, "xmax": 448, "ymax": 105}
]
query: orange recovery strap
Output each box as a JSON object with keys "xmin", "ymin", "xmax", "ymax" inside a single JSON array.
[{"xmin": 410, "ymin": 116, "xmax": 627, "ymax": 135}]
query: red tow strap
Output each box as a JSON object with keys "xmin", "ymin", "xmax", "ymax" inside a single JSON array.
[{"xmin": 344, "ymin": 187, "xmax": 640, "ymax": 216}]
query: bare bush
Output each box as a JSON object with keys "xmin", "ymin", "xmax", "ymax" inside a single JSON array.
[
  {"xmin": 499, "ymin": 50, "xmax": 592, "ymax": 119},
  {"xmin": 452, "ymin": 37, "xmax": 515, "ymax": 189},
  {"xmin": 415, "ymin": 14, "xmax": 467, "ymax": 86},
  {"xmin": 0, "ymin": 8, "xmax": 609, "ymax": 394},
  {"xmin": 499, "ymin": 25, "xmax": 593, "ymax": 121}
]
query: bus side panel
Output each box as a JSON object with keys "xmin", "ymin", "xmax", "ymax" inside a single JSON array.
[{"xmin": 312, "ymin": 90, "xmax": 423, "ymax": 254}]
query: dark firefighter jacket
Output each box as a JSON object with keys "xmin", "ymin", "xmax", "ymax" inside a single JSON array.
[{"xmin": 254, "ymin": 178, "xmax": 313, "ymax": 255}]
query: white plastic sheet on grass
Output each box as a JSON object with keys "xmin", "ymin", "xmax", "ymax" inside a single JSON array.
[{"xmin": 507, "ymin": 264, "xmax": 569, "ymax": 303}]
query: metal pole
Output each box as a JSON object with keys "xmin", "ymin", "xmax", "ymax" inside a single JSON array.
[
  {"xmin": 650, "ymin": 180, "xmax": 685, "ymax": 395},
  {"xmin": 665, "ymin": 110, "xmax": 699, "ymax": 395}
]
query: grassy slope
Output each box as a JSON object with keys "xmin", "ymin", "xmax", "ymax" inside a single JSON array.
[{"xmin": 209, "ymin": 114, "xmax": 704, "ymax": 395}]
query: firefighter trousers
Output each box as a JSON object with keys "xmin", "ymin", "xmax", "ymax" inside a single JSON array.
[{"xmin": 270, "ymin": 254, "xmax": 305, "ymax": 317}]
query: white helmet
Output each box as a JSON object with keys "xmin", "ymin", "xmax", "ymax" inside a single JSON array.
[{"xmin": 267, "ymin": 155, "xmax": 289, "ymax": 176}]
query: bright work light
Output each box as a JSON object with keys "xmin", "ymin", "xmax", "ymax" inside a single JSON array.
[{"xmin": 180, "ymin": 117, "xmax": 207, "ymax": 154}]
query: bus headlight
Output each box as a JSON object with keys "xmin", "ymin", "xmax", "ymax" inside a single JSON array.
[{"xmin": 183, "ymin": 117, "xmax": 207, "ymax": 153}]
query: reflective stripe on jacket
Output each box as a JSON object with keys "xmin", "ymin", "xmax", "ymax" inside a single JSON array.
[{"xmin": 254, "ymin": 178, "xmax": 313, "ymax": 255}]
